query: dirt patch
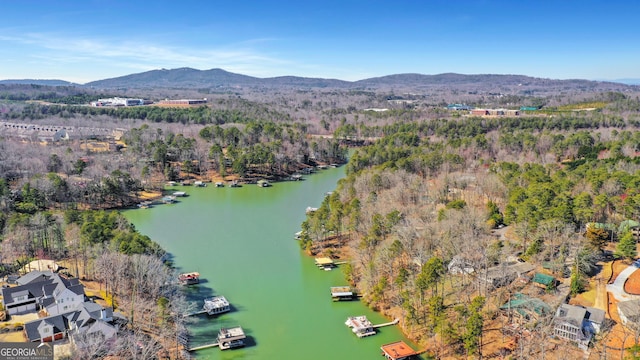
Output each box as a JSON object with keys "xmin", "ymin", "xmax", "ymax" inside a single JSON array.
[
  {"xmin": 602, "ymin": 259, "xmax": 640, "ymax": 356},
  {"xmin": 306, "ymin": 234, "xmax": 352, "ymax": 260},
  {"xmin": 604, "ymin": 297, "xmax": 640, "ymax": 351},
  {"xmin": 625, "ymin": 267, "xmax": 640, "ymax": 294},
  {"xmin": 138, "ymin": 190, "xmax": 162, "ymax": 201}
]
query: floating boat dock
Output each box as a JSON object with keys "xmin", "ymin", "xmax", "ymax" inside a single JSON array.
[
  {"xmin": 331, "ymin": 286, "xmax": 358, "ymax": 301},
  {"xmin": 178, "ymin": 272, "xmax": 200, "ymax": 285},
  {"xmin": 217, "ymin": 326, "xmax": 246, "ymax": 350},
  {"xmin": 345, "ymin": 316, "xmax": 376, "ymax": 338},
  {"xmin": 344, "ymin": 316, "xmax": 398, "ymax": 338},
  {"xmin": 315, "ymin": 257, "xmax": 335, "ymax": 270},
  {"xmin": 187, "ymin": 326, "xmax": 247, "ymax": 352},
  {"xmin": 203, "ymin": 296, "xmax": 231, "ymax": 315},
  {"xmin": 380, "ymin": 341, "xmax": 417, "ymax": 360}
]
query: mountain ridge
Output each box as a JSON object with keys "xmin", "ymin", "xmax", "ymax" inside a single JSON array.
[
  {"xmin": 1, "ymin": 67, "xmax": 636, "ymax": 92},
  {"xmin": 0, "ymin": 79, "xmax": 80, "ymax": 86}
]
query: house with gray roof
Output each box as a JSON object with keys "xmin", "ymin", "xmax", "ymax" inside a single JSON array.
[
  {"xmin": 24, "ymin": 302, "xmax": 118, "ymax": 343},
  {"xmin": 480, "ymin": 261, "xmax": 535, "ymax": 288},
  {"xmin": 2, "ymin": 276, "xmax": 54, "ymax": 315},
  {"xmin": 553, "ymin": 304, "xmax": 605, "ymax": 350},
  {"xmin": 24, "ymin": 312, "xmax": 70, "ymax": 342},
  {"xmin": 447, "ymin": 255, "xmax": 475, "ymax": 275},
  {"xmin": 16, "ymin": 270, "xmax": 54, "ymax": 286},
  {"xmin": 617, "ymin": 299, "xmax": 640, "ymax": 329},
  {"xmin": 1, "ymin": 271, "xmax": 84, "ymax": 315},
  {"xmin": 5, "ymin": 269, "xmax": 124, "ymax": 346}
]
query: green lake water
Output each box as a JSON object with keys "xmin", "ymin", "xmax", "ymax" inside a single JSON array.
[{"xmin": 123, "ymin": 167, "xmax": 419, "ymax": 359}]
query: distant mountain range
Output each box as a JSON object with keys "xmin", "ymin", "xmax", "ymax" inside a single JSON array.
[
  {"xmin": 0, "ymin": 79, "xmax": 79, "ymax": 86},
  {"xmin": 1, "ymin": 68, "xmax": 637, "ymax": 92},
  {"xmin": 612, "ymin": 78, "xmax": 640, "ymax": 85}
]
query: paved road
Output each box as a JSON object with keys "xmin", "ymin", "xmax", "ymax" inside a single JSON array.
[{"xmin": 606, "ymin": 265, "xmax": 640, "ymax": 302}]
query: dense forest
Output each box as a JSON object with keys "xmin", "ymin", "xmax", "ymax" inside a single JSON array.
[{"xmin": 301, "ymin": 92, "xmax": 640, "ymax": 358}]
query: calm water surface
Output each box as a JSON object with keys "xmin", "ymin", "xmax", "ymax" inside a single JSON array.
[{"xmin": 124, "ymin": 167, "xmax": 418, "ymax": 359}]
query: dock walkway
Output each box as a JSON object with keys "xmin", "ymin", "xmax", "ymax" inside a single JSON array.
[
  {"xmin": 185, "ymin": 309, "xmax": 207, "ymax": 317},
  {"xmin": 189, "ymin": 342, "xmax": 219, "ymax": 351},
  {"xmin": 373, "ymin": 319, "xmax": 399, "ymax": 328}
]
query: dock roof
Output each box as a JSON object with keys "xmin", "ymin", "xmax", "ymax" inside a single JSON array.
[
  {"xmin": 217, "ymin": 326, "xmax": 246, "ymax": 341},
  {"xmin": 331, "ymin": 286, "xmax": 353, "ymax": 296},
  {"xmin": 380, "ymin": 341, "xmax": 417, "ymax": 360},
  {"xmin": 315, "ymin": 257, "xmax": 334, "ymax": 266},
  {"xmin": 205, "ymin": 296, "xmax": 229, "ymax": 308}
]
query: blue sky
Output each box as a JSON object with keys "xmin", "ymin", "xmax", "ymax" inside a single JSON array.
[{"xmin": 0, "ymin": 0, "xmax": 638, "ymax": 83}]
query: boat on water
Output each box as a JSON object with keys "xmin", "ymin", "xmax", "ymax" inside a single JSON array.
[
  {"xmin": 137, "ymin": 200, "xmax": 153, "ymax": 209},
  {"xmin": 306, "ymin": 206, "xmax": 318, "ymax": 214},
  {"xmin": 173, "ymin": 191, "xmax": 187, "ymax": 197},
  {"xmin": 345, "ymin": 316, "xmax": 376, "ymax": 338},
  {"xmin": 217, "ymin": 326, "xmax": 246, "ymax": 350},
  {"xmin": 215, "ymin": 182, "xmax": 224, "ymax": 187},
  {"xmin": 203, "ymin": 296, "xmax": 231, "ymax": 315},
  {"xmin": 229, "ymin": 181, "xmax": 241, "ymax": 188},
  {"xmin": 257, "ymin": 179, "xmax": 271, "ymax": 187},
  {"xmin": 178, "ymin": 272, "xmax": 200, "ymax": 285},
  {"xmin": 162, "ymin": 195, "xmax": 177, "ymax": 204},
  {"xmin": 194, "ymin": 181, "xmax": 207, "ymax": 187}
]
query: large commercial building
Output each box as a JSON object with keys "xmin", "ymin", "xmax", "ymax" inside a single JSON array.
[
  {"xmin": 157, "ymin": 98, "xmax": 208, "ymax": 106},
  {"xmin": 90, "ymin": 97, "xmax": 146, "ymax": 107}
]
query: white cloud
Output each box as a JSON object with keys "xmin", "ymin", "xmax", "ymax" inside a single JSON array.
[{"xmin": 0, "ymin": 31, "xmax": 307, "ymax": 80}]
